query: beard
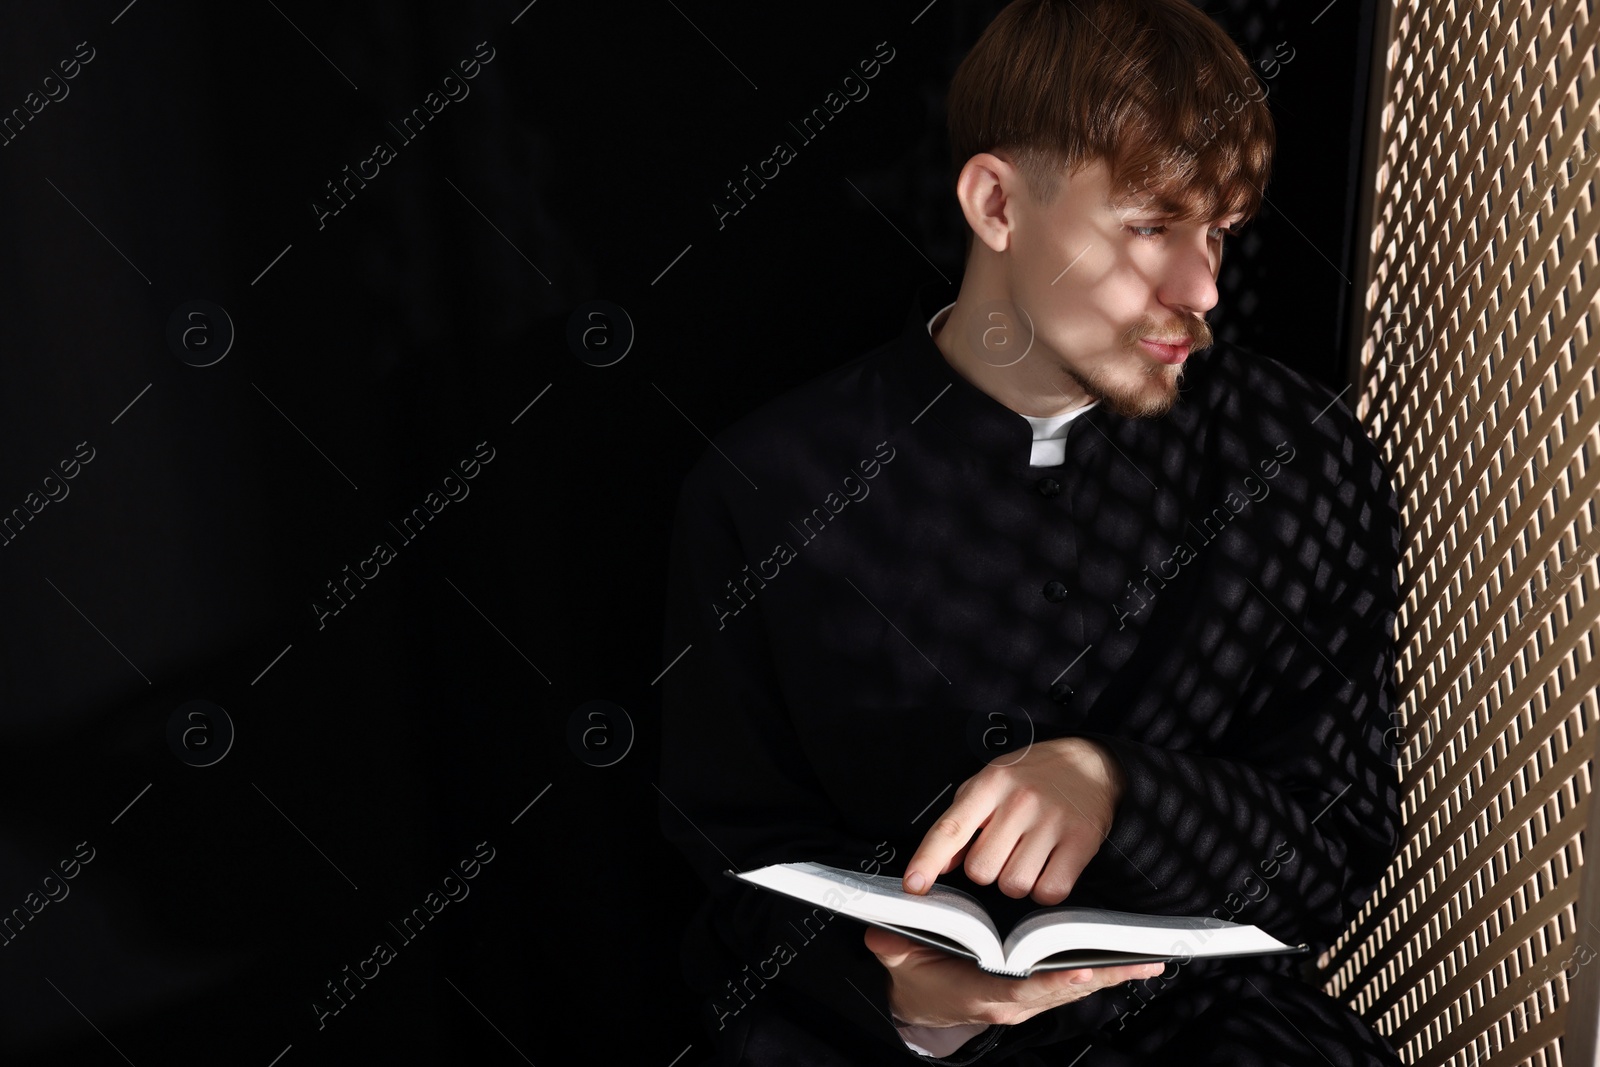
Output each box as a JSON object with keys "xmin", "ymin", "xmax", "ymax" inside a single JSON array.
[
  {"xmin": 1062, "ymin": 356, "xmax": 1185, "ymax": 419},
  {"xmin": 1058, "ymin": 314, "xmax": 1213, "ymax": 418}
]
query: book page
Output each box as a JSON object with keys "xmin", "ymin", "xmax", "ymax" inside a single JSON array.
[
  {"xmin": 733, "ymin": 862, "xmax": 1005, "ymax": 967},
  {"xmin": 808, "ymin": 865, "xmax": 1001, "ymax": 933},
  {"xmin": 1002, "ymin": 907, "xmax": 1291, "ymax": 973}
]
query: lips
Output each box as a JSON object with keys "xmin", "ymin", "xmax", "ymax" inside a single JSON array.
[{"xmin": 1139, "ymin": 339, "xmax": 1190, "ymax": 364}]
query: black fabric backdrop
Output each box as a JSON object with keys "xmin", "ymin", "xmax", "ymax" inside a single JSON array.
[{"xmin": 0, "ymin": 1, "xmax": 1375, "ymax": 1064}]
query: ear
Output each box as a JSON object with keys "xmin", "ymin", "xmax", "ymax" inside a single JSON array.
[{"xmin": 955, "ymin": 152, "xmax": 1021, "ymax": 254}]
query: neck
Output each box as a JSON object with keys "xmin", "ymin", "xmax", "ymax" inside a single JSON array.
[{"xmin": 931, "ymin": 268, "xmax": 1095, "ymax": 419}]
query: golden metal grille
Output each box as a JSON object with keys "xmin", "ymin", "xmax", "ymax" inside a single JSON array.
[{"xmin": 1324, "ymin": 1, "xmax": 1600, "ymax": 1063}]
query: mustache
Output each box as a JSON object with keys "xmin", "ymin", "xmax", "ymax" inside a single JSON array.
[{"xmin": 1124, "ymin": 316, "xmax": 1213, "ymax": 348}]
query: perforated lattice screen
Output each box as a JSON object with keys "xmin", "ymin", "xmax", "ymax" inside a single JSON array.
[{"xmin": 1319, "ymin": 2, "xmax": 1600, "ymax": 1064}]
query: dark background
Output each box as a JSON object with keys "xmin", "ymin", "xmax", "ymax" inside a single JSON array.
[{"xmin": 0, "ymin": 1, "xmax": 1373, "ymax": 1063}]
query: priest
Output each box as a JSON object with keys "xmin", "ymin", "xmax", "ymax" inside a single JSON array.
[{"xmin": 659, "ymin": 1, "xmax": 1405, "ymax": 1063}]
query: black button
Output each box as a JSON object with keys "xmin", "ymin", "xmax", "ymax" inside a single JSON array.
[
  {"xmin": 1035, "ymin": 477, "xmax": 1062, "ymax": 497},
  {"xmin": 1048, "ymin": 681, "xmax": 1073, "ymax": 703},
  {"xmin": 1042, "ymin": 580, "xmax": 1068, "ymax": 602}
]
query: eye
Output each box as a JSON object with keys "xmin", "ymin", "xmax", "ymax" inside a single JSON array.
[{"xmin": 1126, "ymin": 224, "xmax": 1239, "ymax": 241}]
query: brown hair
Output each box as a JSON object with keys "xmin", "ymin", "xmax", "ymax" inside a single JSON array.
[{"xmin": 948, "ymin": 0, "xmax": 1275, "ymax": 226}]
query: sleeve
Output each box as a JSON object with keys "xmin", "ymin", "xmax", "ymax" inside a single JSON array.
[
  {"xmin": 898, "ymin": 1022, "xmax": 993, "ymax": 1057},
  {"xmin": 656, "ymin": 459, "xmax": 1019, "ymax": 1064},
  {"xmin": 1069, "ymin": 428, "xmax": 1405, "ymax": 953}
]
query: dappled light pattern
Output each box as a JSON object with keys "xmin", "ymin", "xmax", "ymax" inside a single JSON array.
[
  {"xmin": 660, "ymin": 280, "xmax": 1406, "ymax": 1064},
  {"xmin": 1320, "ymin": 2, "xmax": 1600, "ymax": 1065}
]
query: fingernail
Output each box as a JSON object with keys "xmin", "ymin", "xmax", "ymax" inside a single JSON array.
[{"xmin": 906, "ymin": 872, "xmax": 925, "ymax": 892}]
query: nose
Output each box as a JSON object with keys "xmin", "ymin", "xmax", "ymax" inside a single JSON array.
[{"xmin": 1159, "ymin": 231, "xmax": 1221, "ymax": 318}]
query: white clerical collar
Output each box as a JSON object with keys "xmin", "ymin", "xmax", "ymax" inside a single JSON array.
[{"xmin": 926, "ymin": 301, "xmax": 1096, "ymax": 467}]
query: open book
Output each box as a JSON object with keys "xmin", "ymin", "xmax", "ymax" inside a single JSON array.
[{"xmin": 729, "ymin": 861, "xmax": 1309, "ymax": 978}]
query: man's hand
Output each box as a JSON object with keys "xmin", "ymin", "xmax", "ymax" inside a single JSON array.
[
  {"xmin": 865, "ymin": 927, "xmax": 1164, "ymax": 1027},
  {"xmin": 903, "ymin": 736, "xmax": 1125, "ymax": 905}
]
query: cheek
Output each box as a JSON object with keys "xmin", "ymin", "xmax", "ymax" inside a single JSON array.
[
  {"xmin": 1033, "ymin": 300, "xmax": 1114, "ymax": 372},
  {"xmin": 1011, "ymin": 206, "xmax": 1090, "ymax": 271},
  {"xmin": 1064, "ymin": 271, "xmax": 1145, "ymax": 352},
  {"xmin": 1014, "ymin": 223, "xmax": 1144, "ymax": 364}
]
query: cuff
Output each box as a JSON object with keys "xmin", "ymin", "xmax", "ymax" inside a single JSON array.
[{"xmin": 895, "ymin": 1021, "xmax": 992, "ymax": 1057}]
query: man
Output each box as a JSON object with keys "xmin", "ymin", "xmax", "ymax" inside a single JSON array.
[{"xmin": 659, "ymin": 1, "xmax": 1405, "ymax": 1063}]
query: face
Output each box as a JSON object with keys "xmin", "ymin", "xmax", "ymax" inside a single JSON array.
[{"xmin": 990, "ymin": 155, "xmax": 1238, "ymax": 419}]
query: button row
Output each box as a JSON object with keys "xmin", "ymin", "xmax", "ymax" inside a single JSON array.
[{"xmin": 1036, "ymin": 475, "xmax": 1074, "ymax": 708}]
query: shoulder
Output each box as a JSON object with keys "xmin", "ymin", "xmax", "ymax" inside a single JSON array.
[
  {"xmin": 677, "ymin": 334, "xmax": 901, "ymax": 508},
  {"xmin": 1188, "ymin": 341, "xmax": 1392, "ymax": 496},
  {"xmin": 1183, "ymin": 343, "xmax": 1400, "ymax": 583}
]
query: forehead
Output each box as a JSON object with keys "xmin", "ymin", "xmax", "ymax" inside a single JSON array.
[
  {"xmin": 1027, "ymin": 154, "xmax": 1244, "ymax": 224},
  {"xmin": 1103, "ymin": 165, "xmax": 1192, "ymax": 207},
  {"xmin": 1061, "ymin": 151, "xmax": 1247, "ymax": 222},
  {"xmin": 1105, "ymin": 177, "xmax": 1242, "ymax": 222}
]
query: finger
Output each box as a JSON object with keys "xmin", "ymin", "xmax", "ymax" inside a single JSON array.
[
  {"xmin": 961, "ymin": 804, "xmax": 1033, "ymax": 888},
  {"xmin": 996, "ymin": 830, "xmax": 1056, "ymax": 900},
  {"xmin": 1036, "ymin": 959, "xmax": 1164, "ymax": 1004},
  {"xmin": 1030, "ymin": 838, "xmax": 1092, "ymax": 905},
  {"xmin": 940, "ymin": 841, "xmax": 970, "ymax": 875},
  {"xmin": 1010, "ymin": 965, "xmax": 1104, "ymax": 1009},
  {"xmin": 904, "ymin": 785, "xmax": 998, "ymax": 894},
  {"xmin": 863, "ymin": 926, "xmax": 917, "ymax": 966},
  {"xmin": 1056, "ymin": 961, "xmax": 1167, "ymax": 992},
  {"xmin": 1110, "ymin": 961, "xmax": 1170, "ymax": 984}
]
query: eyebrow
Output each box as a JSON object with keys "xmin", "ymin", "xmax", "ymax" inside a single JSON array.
[
  {"xmin": 1112, "ymin": 200, "xmax": 1243, "ymax": 225},
  {"xmin": 1111, "ymin": 194, "xmax": 1175, "ymax": 212},
  {"xmin": 1110, "ymin": 194, "xmax": 1192, "ymax": 217}
]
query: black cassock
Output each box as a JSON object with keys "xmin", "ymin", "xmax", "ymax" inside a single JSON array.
[{"xmin": 658, "ymin": 281, "xmax": 1407, "ymax": 1066}]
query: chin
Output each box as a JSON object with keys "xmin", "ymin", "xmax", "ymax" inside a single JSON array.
[{"xmin": 1075, "ymin": 363, "xmax": 1184, "ymax": 420}]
